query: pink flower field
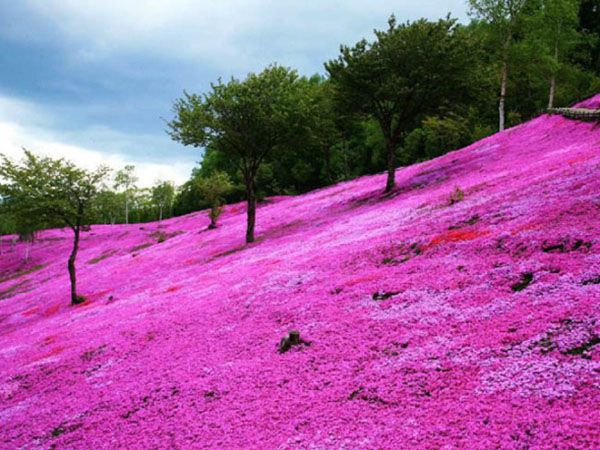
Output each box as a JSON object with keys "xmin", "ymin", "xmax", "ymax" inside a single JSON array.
[{"xmin": 1, "ymin": 96, "xmax": 600, "ymax": 449}]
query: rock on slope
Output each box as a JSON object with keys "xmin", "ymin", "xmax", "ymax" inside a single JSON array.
[{"xmin": 1, "ymin": 95, "xmax": 599, "ymax": 449}]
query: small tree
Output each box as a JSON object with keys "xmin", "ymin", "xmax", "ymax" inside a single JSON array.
[
  {"xmin": 529, "ymin": 0, "xmax": 581, "ymax": 108},
  {"xmin": 0, "ymin": 200, "xmax": 16, "ymax": 255},
  {"xmin": 114, "ymin": 165, "xmax": 138, "ymax": 225},
  {"xmin": 151, "ymin": 181, "xmax": 175, "ymax": 221},
  {"xmin": 93, "ymin": 189, "xmax": 121, "ymax": 224},
  {"xmin": 0, "ymin": 150, "xmax": 108, "ymax": 305},
  {"xmin": 469, "ymin": 0, "xmax": 528, "ymax": 131},
  {"xmin": 169, "ymin": 65, "xmax": 305, "ymax": 243},
  {"xmin": 196, "ymin": 172, "xmax": 232, "ymax": 229}
]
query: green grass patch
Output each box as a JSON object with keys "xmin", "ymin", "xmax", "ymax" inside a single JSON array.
[
  {"xmin": 129, "ymin": 242, "xmax": 154, "ymax": 253},
  {"xmin": 0, "ymin": 264, "xmax": 47, "ymax": 284},
  {"xmin": 149, "ymin": 230, "xmax": 185, "ymax": 243},
  {"xmin": 0, "ymin": 280, "xmax": 32, "ymax": 301},
  {"xmin": 87, "ymin": 249, "xmax": 118, "ymax": 264}
]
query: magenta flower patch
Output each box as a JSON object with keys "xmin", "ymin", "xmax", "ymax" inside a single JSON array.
[{"xmin": 0, "ymin": 95, "xmax": 599, "ymax": 449}]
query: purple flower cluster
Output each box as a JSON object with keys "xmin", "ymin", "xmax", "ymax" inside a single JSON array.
[{"xmin": 1, "ymin": 95, "xmax": 599, "ymax": 448}]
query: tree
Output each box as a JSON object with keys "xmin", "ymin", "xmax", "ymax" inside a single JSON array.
[
  {"xmin": 0, "ymin": 199, "xmax": 16, "ymax": 255},
  {"xmin": 93, "ymin": 189, "xmax": 121, "ymax": 224},
  {"xmin": 114, "ymin": 165, "xmax": 138, "ymax": 225},
  {"xmin": 0, "ymin": 150, "xmax": 108, "ymax": 305},
  {"xmin": 299, "ymin": 76, "xmax": 344, "ymax": 184},
  {"xmin": 168, "ymin": 65, "xmax": 307, "ymax": 243},
  {"xmin": 469, "ymin": 0, "xmax": 529, "ymax": 131},
  {"xmin": 326, "ymin": 16, "xmax": 478, "ymax": 192},
  {"xmin": 578, "ymin": 0, "xmax": 600, "ymax": 76},
  {"xmin": 404, "ymin": 114, "xmax": 473, "ymax": 161},
  {"xmin": 196, "ymin": 171, "xmax": 233, "ymax": 229},
  {"xmin": 526, "ymin": 0, "xmax": 581, "ymax": 108},
  {"xmin": 151, "ymin": 181, "xmax": 175, "ymax": 221}
]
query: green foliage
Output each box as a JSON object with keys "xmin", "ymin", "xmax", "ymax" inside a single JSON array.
[
  {"xmin": 576, "ymin": 0, "xmax": 600, "ymax": 76},
  {"xmin": 169, "ymin": 65, "xmax": 316, "ymax": 242},
  {"xmin": 468, "ymin": 0, "xmax": 600, "ymax": 125},
  {"xmin": 196, "ymin": 171, "xmax": 233, "ymax": 229},
  {"xmin": 448, "ymin": 186, "xmax": 466, "ymax": 205},
  {"xmin": 93, "ymin": 189, "xmax": 121, "ymax": 225},
  {"xmin": 468, "ymin": 0, "xmax": 529, "ymax": 32},
  {"xmin": 0, "ymin": 150, "xmax": 109, "ymax": 232},
  {"xmin": 326, "ymin": 15, "xmax": 480, "ymax": 191},
  {"xmin": 404, "ymin": 115, "xmax": 473, "ymax": 161},
  {"xmin": 0, "ymin": 149, "xmax": 109, "ymax": 304},
  {"xmin": 114, "ymin": 165, "xmax": 138, "ymax": 224},
  {"xmin": 172, "ymin": 5, "xmax": 599, "ymax": 219},
  {"xmin": 151, "ymin": 181, "xmax": 175, "ymax": 221},
  {"xmin": 0, "ymin": 199, "xmax": 41, "ymax": 242},
  {"xmin": 114, "ymin": 165, "xmax": 137, "ymax": 192},
  {"xmin": 89, "ymin": 172, "xmax": 177, "ymax": 225}
]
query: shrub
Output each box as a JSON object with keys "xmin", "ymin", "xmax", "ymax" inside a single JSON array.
[
  {"xmin": 448, "ymin": 186, "xmax": 465, "ymax": 205},
  {"xmin": 196, "ymin": 172, "xmax": 233, "ymax": 230}
]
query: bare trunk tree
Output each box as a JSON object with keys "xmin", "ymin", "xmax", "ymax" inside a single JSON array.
[
  {"xmin": 68, "ymin": 203, "xmax": 85, "ymax": 305},
  {"xmin": 245, "ymin": 177, "xmax": 256, "ymax": 243},
  {"xmin": 548, "ymin": 35, "xmax": 560, "ymax": 109},
  {"xmin": 385, "ymin": 138, "xmax": 397, "ymax": 192},
  {"xmin": 68, "ymin": 225, "xmax": 82, "ymax": 304},
  {"xmin": 499, "ymin": 60, "xmax": 508, "ymax": 131},
  {"xmin": 498, "ymin": 29, "xmax": 512, "ymax": 132}
]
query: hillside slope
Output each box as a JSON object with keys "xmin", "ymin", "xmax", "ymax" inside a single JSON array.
[{"xmin": 1, "ymin": 95, "xmax": 600, "ymax": 449}]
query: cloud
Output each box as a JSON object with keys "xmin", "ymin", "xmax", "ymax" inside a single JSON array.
[
  {"xmin": 0, "ymin": 95, "xmax": 195, "ymax": 187},
  {"xmin": 13, "ymin": 0, "xmax": 468, "ymax": 75},
  {"xmin": 0, "ymin": 1, "xmax": 468, "ymax": 188}
]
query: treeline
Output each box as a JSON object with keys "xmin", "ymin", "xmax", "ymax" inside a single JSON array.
[
  {"xmin": 171, "ymin": 1, "xmax": 600, "ymax": 242},
  {"xmin": 0, "ymin": 163, "xmax": 176, "ymax": 239},
  {"xmin": 94, "ymin": 166, "xmax": 175, "ymax": 225},
  {"xmin": 173, "ymin": 0, "xmax": 600, "ymax": 218}
]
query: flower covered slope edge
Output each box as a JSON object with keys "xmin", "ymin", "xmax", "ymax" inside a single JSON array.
[{"xmin": 0, "ymin": 95, "xmax": 599, "ymax": 449}]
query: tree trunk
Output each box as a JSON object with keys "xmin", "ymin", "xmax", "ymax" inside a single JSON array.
[
  {"xmin": 499, "ymin": 59, "xmax": 508, "ymax": 132},
  {"xmin": 208, "ymin": 205, "xmax": 218, "ymax": 230},
  {"xmin": 24, "ymin": 242, "xmax": 31, "ymax": 263},
  {"xmin": 385, "ymin": 137, "xmax": 396, "ymax": 192},
  {"xmin": 245, "ymin": 180, "xmax": 256, "ymax": 244},
  {"xmin": 498, "ymin": 30, "xmax": 513, "ymax": 132},
  {"xmin": 548, "ymin": 75, "xmax": 556, "ymax": 110},
  {"xmin": 125, "ymin": 197, "xmax": 129, "ymax": 225},
  {"xmin": 548, "ymin": 40, "xmax": 559, "ymax": 109},
  {"xmin": 159, "ymin": 206, "xmax": 163, "ymax": 222},
  {"xmin": 69, "ymin": 226, "xmax": 82, "ymax": 305}
]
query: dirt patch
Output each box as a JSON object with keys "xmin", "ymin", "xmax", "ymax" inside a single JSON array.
[
  {"xmin": 511, "ymin": 272, "xmax": 534, "ymax": 292},
  {"xmin": 0, "ymin": 264, "xmax": 47, "ymax": 284},
  {"xmin": 87, "ymin": 249, "xmax": 118, "ymax": 264}
]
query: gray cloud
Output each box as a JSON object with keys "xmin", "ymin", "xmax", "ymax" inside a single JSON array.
[{"xmin": 0, "ymin": 0, "xmax": 468, "ymax": 186}]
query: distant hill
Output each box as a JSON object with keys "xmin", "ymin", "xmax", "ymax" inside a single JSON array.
[{"xmin": 1, "ymin": 94, "xmax": 599, "ymax": 449}]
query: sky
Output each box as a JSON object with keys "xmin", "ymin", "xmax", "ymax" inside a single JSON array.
[{"xmin": 0, "ymin": 1, "xmax": 468, "ymax": 187}]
